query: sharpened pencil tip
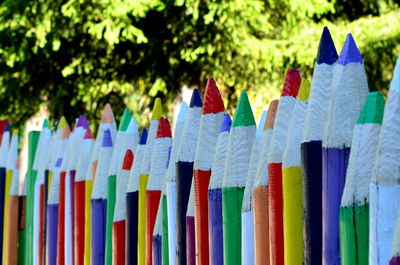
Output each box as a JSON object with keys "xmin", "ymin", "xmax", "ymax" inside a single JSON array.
[
  {"xmin": 139, "ymin": 128, "xmax": 148, "ymax": 145},
  {"xmin": 119, "ymin": 108, "xmax": 131, "ymax": 131},
  {"xmin": 102, "ymin": 128, "xmax": 113, "ymax": 147},
  {"xmin": 220, "ymin": 114, "xmax": 232, "ymax": 133},
  {"xmin": 190, "ymin": 89, "xmax": 203, "ymax": 108},
  {"xmin": 202, "ymin": 77, "xmax": 225, "ymax": 114},
  {"xmin": 281, "ymin": 69, "xmax": 301, "ymax": 97},
  {"xmin": 102, "ymin": 104, "xmax": 115, "ymax": 124},
  {"xmin": 122, "ymin": 149, "xmax": 134, "ymax": 170},
  {"xmin": 298, "ymin": 80, "xmax": 311, "ymax": 101},
  {"xmin": 265, "ymin": 100, "xmax": 279, "ymax": 130},
  {"xmin": 156, "ymin": 117, "xmax": 172, "ymax": 138},
  {"xmin": 151, "ymin": 98, "xmax": 163, "ymax": 120},
  {"xmin": 84, "ymin": 128, "xmax": 93, "ymax": 139},
  {"xmin": 232, "ymin": 91, "xmax": 256, "ymax": 127},
  {"xmin": 316, "ymin": 27, "xmax": 338, "ymax": 65},
  {"xmin": 337, "ymin": 33, "xmax": 363, "ymax": 65},
  {"xmin": 77, "ymin": 115, "xmax": 89, "ymax": 129}
]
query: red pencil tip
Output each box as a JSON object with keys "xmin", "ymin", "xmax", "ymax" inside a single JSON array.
[
  {"xmin": 122, "ymin": 149, "xmax": 134, "ymax": 170},
  {"xmin": 281, "ymin": 69, "xmax": 301, "ymax": 97},
  {"xmin": 156, "ymin": 117, "xmax": 172, "ymax": 138},
  {"xmin": 84, "ymin": 128, "xmax": 93, "ymax": 139},
  {"xmin": 202, "ymin": 77, "xmax": 225, "ymax": 114}
]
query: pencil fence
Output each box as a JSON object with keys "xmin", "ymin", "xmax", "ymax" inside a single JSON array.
[{"xmin": 1, "ymin": 26, "xmax": 400, "ymax": 265}]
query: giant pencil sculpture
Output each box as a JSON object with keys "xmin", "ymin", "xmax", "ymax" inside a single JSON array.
[
  {"xmin": 126, "ymin": 128, "xmax": 148, "ymax": 265},
  {"xmin": 57, "ymin": 122, "xmax": 76, "ymax": 265},
  {"xmin": 112, "ymin": 148, "xmax": 135, "ymax": 265},
  {"xmin": 193, "ymin": 78, "xmax": 225, "ymax": 265},
  {"xmin": 91, "ymin": 128, "xmax": 114, "ymax": 265},
  {"xmin": 26, "ymin": 127, "xmax": 41, "ymax": 265},
  {"xmin": 186, "ymin": 182, "xmax": 196, "ymax": 265},
  {"xmin": 268, "ymin": 69, "xmax": 301, "ymax": 265},
  {"xmin": 145, "ymin": 118, "xmax": 171, "ymax": 265},
  {"xmin": 165, "ymin": 102, "xmax": 188, "ymax": 265},
  {"xmin": 322, "ymin": 33, "xmax": 368, "ymax": 265},
  {"xmin": 32, "ymin": 120, "xmax": 51, "ymax": 265},
  {"xmin": 5, "ymin": 133, "xmax": 18, "ymax": 265},
  {"xmin": 208, "ymin": 114, "xmax": 231, "ymax": 265},
  {"xmin": 47, "ymin": 121, "xmax": 70, "ymax": 265},
  {"xmin": 339, "ymin": 92, "xmax": 384, "ymax": 265},
  {"xmin": 66, "ymin": 116, "xmax": 89, "ymax": 265},
  {"xmin": 241, "ymin": 110, "xmax": 267, "ymax": 265},
  {"xmin": 0, "ymin": 124, "xmax": 10, "ymax": 265},
  {"xmin": 222, "ymin": 91, "xmax": 256, "ymax": 265},
  {"xmin": 370, "ymin": 57, "xmax": 400, "ymax": 265},
  {"xmin": 301, "ymin": 26, "xmax": 338, "ymax": 265},
  {"xmin": 253, "ymin": 100, "xmax": 278, "ymax": 265},
  {"xmin": 85, "ymin": 104, "xmax": 116, "ymax": 265},
  {"xmin": 282, "ymin": 80, "xmax": 310, "ymax": 265},
  {"xmin": 74, "ymin": 128, "xmax": 94, "ymax": 265},
  {"xmin": 139, "ymin": 98, "xmax": 163, "ymax": 265},
  {"xmin": 112, "ymin": 118, "xmax": 139, "ymax": 265},
  {"xmin": 105, "ymin": 109, "xmax": 132, "ymax": 265},
  {"xmin": 176, "ymin": 89, "xmax": 202, "ymax": 265}
]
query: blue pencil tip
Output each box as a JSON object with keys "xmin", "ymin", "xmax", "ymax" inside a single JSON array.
[
  {"xmin": 316, "ymin": 27, "xmax": 338, "ymax": 65},
  {"xmin": 337, "ymin": 33, "xmax": 363, "ymax": 65},
  {"xmin": 220, "ymin": 114, "xmax": 232, "ymax": 133},
  {"xmin": 76, "ymin": 115, "xmax": 89, "ymax": 129},
  {"xmin": 139, "ymin": 128, "xmax": 148, "ymax": 145},
  {"xmin": 190, "ymin": 89, "xmax": 203, "ymax": 108},
  {"xmin": 102, "ymin": 129, "xmax": 113, "ymax": 147},
  {"xmin": 166, "ymin": 146, "xmax": 172, "ymax": 169},
  {"xmin": 5, "ymin": 124, "xmax": 10, "ymax": 132}
]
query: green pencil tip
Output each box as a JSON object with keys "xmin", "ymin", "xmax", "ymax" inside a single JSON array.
[
  {"xmin": 356, "ymin": 91, "xmax": 385, "ymax": 125},
  {"xmin": 298, "ymin": 80, "xmax": 310, "ymax": 101},
  {"xmin": 118, "ymin": 108, "xmax": 131, "ymax": 131},
  {"xmin": 232, "ymin": 91, "xmax": 256, "ymax": 127},
  {"xmin": 151, "ymin": 98, "xmax": 163, "ymax": 120},
  {"xmin": 43, "ymin": 119, "xmax": 49, "ymax": 129}
]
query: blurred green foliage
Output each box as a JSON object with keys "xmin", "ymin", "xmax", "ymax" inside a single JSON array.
[{"xmin": 0, "ymin": 0, "xmax": 399, "ymax": 129}]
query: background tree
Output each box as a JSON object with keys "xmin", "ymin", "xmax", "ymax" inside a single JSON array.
[{"xmin": 0, "ymin": 0, "xmax": 399, "ymax": 129}]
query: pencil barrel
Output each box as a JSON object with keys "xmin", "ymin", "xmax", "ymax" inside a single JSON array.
[
  {"xmin": 322, "ymin": 147, "xmax": 350, "ymax": 265},
  {"xmin": 185, "ymin": 216, "xmax": 195, "ymax": 265},
  {"xmin": 339, "ymin": 204, "xmax": 369, "ymax": 265},
  {"xmin": 74, "ymin": 181, "xmax": 85, "ymax": 265},
  {"xmin": 282, "ymin": 166, "xmax": 304, "ymax": 265},
  {"xmin": 145, "ymin": 190, "xmax": 161, "ymax": 265},
  {"xmin": 193, "ymin": 169, "xmax": 211, "ymax": 265},
  {"xmin": 268, "ymin": 163, "xmax": 284, "ymax": 265},
  {"xmin": 222, "ymin": 187, "xmax": 244, "ymax": 265},
  {"xmin": 176, "ymin": 161, "xmax": 194, "ymax": 265},
  {"xmin": 91, "ymin": 199, "xmax": 107, "ymax": 265},
  {"xmin": 207, "ymin": 188, "xmax": 224, "ymax": 265},
  {"xmin": 105, "ymin": 175, "xmax": 116, "ymax": 265},
  {"xmin": 126, "ymin": 191, "xmax": 138, "ymax": 265},
  {"xmin": 253, "ymin": 185, "xmax": 269, "ymax": 265},
  {"xmin": 112, "ymin": 220, "xmax": 125, "ymax": 265},
  {"xmin": 301, "ymin": 141, "xmax": 323, "ymax": 265}
]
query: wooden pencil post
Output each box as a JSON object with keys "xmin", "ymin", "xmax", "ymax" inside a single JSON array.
[
  {"xmin": 253, "ymin": 100, "xmax": 278, "ymax": 265},
  {"xmin": 301, "ymin": 27, "xmax": 338, "ymax": 265},
  {"xmin": 268, "ymin": 69, "xmax": 301, "ymax": 265}
]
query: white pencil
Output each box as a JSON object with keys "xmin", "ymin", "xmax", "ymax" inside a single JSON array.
[
  {"xmin": 165, "ymin": 102, "xmax": 188, "ymax": 265},
  {"xmin": 370, "ymin": 56, "xmax": 400, "ymax": 265}
]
